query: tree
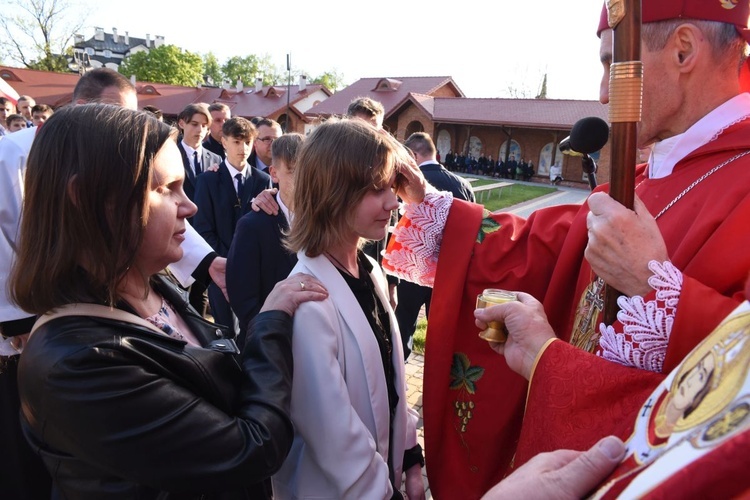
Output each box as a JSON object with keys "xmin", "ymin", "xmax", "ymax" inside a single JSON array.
[
  {"xmin": 222, "ymin": 54, "xmax": 279, "ymax": 88},
  {"xmin": 311, "ymin": 70, "xmax": 344, "ymax": 92},
  {"xmin": 119, "ymin": 44, "xmax": 203, "ymax": 87},
  {"xmin": 0, "ymin": 0, "xmax": 85, "ymax": 72},
  {"xmin": 202, "ymin": 52, "xmax": 222, "ymax": 86}
]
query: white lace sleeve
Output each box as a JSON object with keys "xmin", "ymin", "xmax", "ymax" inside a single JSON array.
[
  {"xmin": 382, "ymin": 191, "xmax": 453, "ymax": 287},
  {"xmin": 596, "ymin": 260, "xmax": 682, "ymax": 373}
]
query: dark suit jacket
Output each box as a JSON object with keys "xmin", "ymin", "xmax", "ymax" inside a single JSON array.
[
  {"xmin": 177, "ymin": 139, "xmax": 223, "ymax": 202},
  {"xmin": 202, "ymin": 135, "xmax": 225, "ymax": 159},
  {"xmin": 226, "ymin": 209, "xmax": 297, "ymax": 343},
  {"xmin": 421, "ymin": 162, "xmax": 476, "ymax": 202},
  {"xmin": 192, "ymin": 161, "xmax": 271, "ymax": 257}
]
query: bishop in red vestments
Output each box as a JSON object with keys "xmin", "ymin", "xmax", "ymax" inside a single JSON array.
[{"xmin": 384, "ymin": 2, "xmax": 750, "ymax": 497}]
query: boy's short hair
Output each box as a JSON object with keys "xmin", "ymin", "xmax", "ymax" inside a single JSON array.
[
  {"xmin": 208, "ymin": 102, "xmax": 230, "ymax": 114},
  {"xmin": 142, "ymin": 105, "xmax": 163, "ymax": 120},
  {"xmin": 222, "ymin": 117, "xmax": 258, "ymax": 140},
  {"xmin": 253, "ymin": 117, "xmax": 281, "ymax": 130},
  {"xmin": 6, "ymin": 114, "xmax": 25, "ymax": 127},
  {"xmin": 346, "ymin": 97, "xmax": 384, "ymax": 120},
  {"xmin": 31, "ymin": 103, "xmax": 53, "ymax": 115},
  {"xmin": 72, "ymin": 68, "xmax": 135, "ymax": 103},
  {"xmin": 178, "ymin": 102, "xmax": 211, "ymax": 124},
  {"xmin": 271, "ymin": 133, "xmax": 305, "ymax": 167}
]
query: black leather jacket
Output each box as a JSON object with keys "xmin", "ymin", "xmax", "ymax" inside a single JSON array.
[{"xmin": 18, "ymin": 276, "xmax": 294, "ymax": 499}]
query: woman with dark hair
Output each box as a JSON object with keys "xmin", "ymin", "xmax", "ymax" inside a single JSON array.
[
  {"xmin": 272, "ymin": 119, "xmax": 425, "ymax": 499},
  {"xmin": 10, "ymin": 103, "xmax": 327, "ymax": 499}
]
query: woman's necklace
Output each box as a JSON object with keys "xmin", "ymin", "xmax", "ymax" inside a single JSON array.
[{"xmin": 326, "ymin": 251, "xmax": 357, "ymax": 278}]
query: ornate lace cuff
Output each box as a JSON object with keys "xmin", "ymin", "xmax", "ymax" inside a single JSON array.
[
  {"xmin": 596, "ymin": 260, "xmax": 682, "ymax": 373},
  {"xmin": 382, "ymin": 191, "xmax": 453, "ymax": 287}
]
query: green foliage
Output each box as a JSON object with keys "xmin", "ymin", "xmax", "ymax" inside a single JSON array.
[
  {"xmin": 119, "ymin": 44, "xmax": 203, "ymax": 86},
  {"xmin": 412, "ymin": 318, "xmax": 427, "ymax": 354},
  {"xmin": 1, "ymin": 0, "xmax": 84, "ymax": 71},
  {"xmin": 202, "ymin": 52, "xmax": 222, "ymax": 87},
  {"xmin": 463, "ymin": 178, "xmax": 555, "ymax": 213},
  {"xmin": 222, "ymin": 54, "xmax": 279, "ymax": 88},
  {"xmin": 311, "ymin": 70, "xmax": 344, "ymax": 92},
  {"xmin": 28, "ymin": 47, "xmax": 69, "ymax": 72}
]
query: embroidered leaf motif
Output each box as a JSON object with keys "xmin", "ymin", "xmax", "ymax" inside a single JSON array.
[
  {"xmin": 450, "ymin": 352, "xmax": 485, "ymax": 394},
  {"xmin": 476, "ymin": 211, "xmax": 501, "ymax": 244}
]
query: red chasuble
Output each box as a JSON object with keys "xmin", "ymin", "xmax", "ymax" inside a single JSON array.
[
  {"xmin": 519, "ymin": 302, "xmax": 750, "ymax": 498},
  {"xmin": 419, "ymin": 118, "xmax": 750, "ymax": 499}
]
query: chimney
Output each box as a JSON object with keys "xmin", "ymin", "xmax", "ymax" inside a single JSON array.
[
  {"xmin": 255, "ymin": 77, "xmax": 263, "ymax": 93},
  {"xmin": 155, "ymin": 35, "xmax": 165, "ymax": 48},
  {"xmin": 94, "ymin": 27, "xmax": 104, "ymax": 41},
  {"xmin": 299, "ymin": 74, "xmax": 307, "ymax": 92},
  {"xmin": 124, "ymin": 31, "xmax": 129, "ymax": 45},
  {"xmin": 146, "ymin": 34, "xmax": 150, "ymax": 47},
  {"xmin": 74, "ymin": 33, "xmax": 84, "ymax": 45},
  {"xmin": 112, "ymin": 27, "xmax": 118, "ymax": 43},
  {"xmin": 130, "ymin": 75, "xmax": 136, "ymax": 86},
  {"xmin": 235, "ymin": 78, "xmax": 243, "ymax": 92}
]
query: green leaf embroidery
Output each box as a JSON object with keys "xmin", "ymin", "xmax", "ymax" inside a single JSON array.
[
  {"xmin": 476, "ymin": 212, "xmax": 501, "ymax": 244},
  {"xmin": 450, "ymin": 353, "xmax": 485, "ymax": 394}
]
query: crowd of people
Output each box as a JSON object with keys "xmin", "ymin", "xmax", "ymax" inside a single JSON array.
[
  {"xmin": 1, "ymin": 0, "xmax": 750, "ymax": 498},
  {"xmin": 444, "ymin": 151, "xmax": 536, "ymax": 180}
]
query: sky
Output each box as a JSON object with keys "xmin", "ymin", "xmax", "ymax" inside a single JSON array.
[{"xmin": 81, "ymin": 0, "xmax": 606, "ymax": 101}]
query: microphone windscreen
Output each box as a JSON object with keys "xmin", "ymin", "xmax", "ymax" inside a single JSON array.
[{"xmin": 570, "ymin": 117, "xmax": 609, "ymax": 155}]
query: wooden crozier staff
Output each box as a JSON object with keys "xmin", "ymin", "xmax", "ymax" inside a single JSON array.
[{"xmin": 603, "ymin": 0, "xmax": 643, "ymax": 325}]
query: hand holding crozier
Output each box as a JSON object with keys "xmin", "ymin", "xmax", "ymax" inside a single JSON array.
[{"xmin": 474, "ymin": 291, "xmax": 556, "ymax": 380}]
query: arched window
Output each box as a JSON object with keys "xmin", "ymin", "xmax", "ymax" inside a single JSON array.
[
  {"xmin": 405, "ymin": 120, "xmax": 424, "ymax": 137},
  {"xmin": 436, "ymin": 130, "xmax": 452, "ymax": 161},
  {"xmin": 499, "ymin": 140, "xmax": 521, "ymax": 163},
  {"xmin": 538, "ymin": 142, "xmax": 562, "ymax": 176}
]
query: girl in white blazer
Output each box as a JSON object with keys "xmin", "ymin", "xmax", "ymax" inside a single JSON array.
[{"xmin": 272, "ymin": 119, "xmax": 425, "ymax": 500}]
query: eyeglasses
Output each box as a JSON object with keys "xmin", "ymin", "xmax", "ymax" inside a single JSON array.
[{"xmin": 257, "ymin": 137, "xmax": 276, "ymax": 143}]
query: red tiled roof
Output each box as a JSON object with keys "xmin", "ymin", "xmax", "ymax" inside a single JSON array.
[
  {"xmin": 0, "ymin": 65, "xmax": 331, "ymax": 119},
  {"xmin": 0, "ymin": 67, "xmax": 80, "ymax": 107},
  {"xmin": 307, "ymin": 76, "xmax": 463, "ymax": 118},
  {"xmin": 429, "ymin": 97, "xmax": 608, "ymax": 129}
]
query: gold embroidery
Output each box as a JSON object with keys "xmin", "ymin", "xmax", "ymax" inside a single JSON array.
[
  {"xmin": 450, "ymin": 352, "xmax": 484, "ymax": 472},
  {"xmin": 570, "ymin": 277, "xmax": 606, "ymax": 352}
]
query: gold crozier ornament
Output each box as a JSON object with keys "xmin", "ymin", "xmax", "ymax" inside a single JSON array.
[{"xmin": 571, "ymin": 277, "xmax": 606, "ymax": 352}]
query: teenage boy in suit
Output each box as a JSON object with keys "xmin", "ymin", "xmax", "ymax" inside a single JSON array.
[
  {"xmin": 176, "ymin": 103, "xmax": 221, "ymax": 203},
  {"xmin": 227, "ymin": 133, "xmax": 303, "ymax": 345},
  {"xmin": 193, "ymin": 117, "xmax": 271, "ymax": 335}
]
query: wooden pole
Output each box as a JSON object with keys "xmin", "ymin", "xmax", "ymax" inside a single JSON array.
[{"xmin": 603, "ymin": 0, "xmax": 643, "ymax": 324}]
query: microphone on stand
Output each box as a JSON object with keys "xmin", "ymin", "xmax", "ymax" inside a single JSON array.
[{"xmin": 559, "ymin": 116, "xmax": 610, "ymax": 190}]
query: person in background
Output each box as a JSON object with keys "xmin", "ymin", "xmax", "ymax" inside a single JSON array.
[
  {"xmin": 30, "ymin": 103, "xmax": 53, "ymax": 127},
  {"xmin": 396, "ymin": 131, "xmax": 474, "ymax": 359},
  {"xmin": 0, "ymin": 96, "xmax": 16, "ymax": 136},
  {"xmin": 248, "ymin": 117, "xmax": 282, "ymax": 174},
  {"xmin": 203, "ymin": 102, "xmax": 231, "ymax": 158},
  {"xmin": 142, "ymin": 104, "xmax": 164, "ymax": 121},
  {"xmin": 227, "ymin": 133, "xmax": 303, "ymax": 344},
  {"xmin": 11, "ymin": 103, "xmax": 328, "ymax": 499},
  {"xmin": 193, "ymin": 117, "xmax": 271, "ymax": 336},
  {"xmin": 16, "ymin": 95, "xmax": 34, "ymax": 127},
  {"xmin": 5, "ymin": 114, "xmax": 27, "ymax": 133}
]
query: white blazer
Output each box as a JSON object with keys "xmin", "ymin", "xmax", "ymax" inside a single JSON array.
[{"xmin": 272, "ymin": 252, "xmax": 419, "ymax": 500}]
